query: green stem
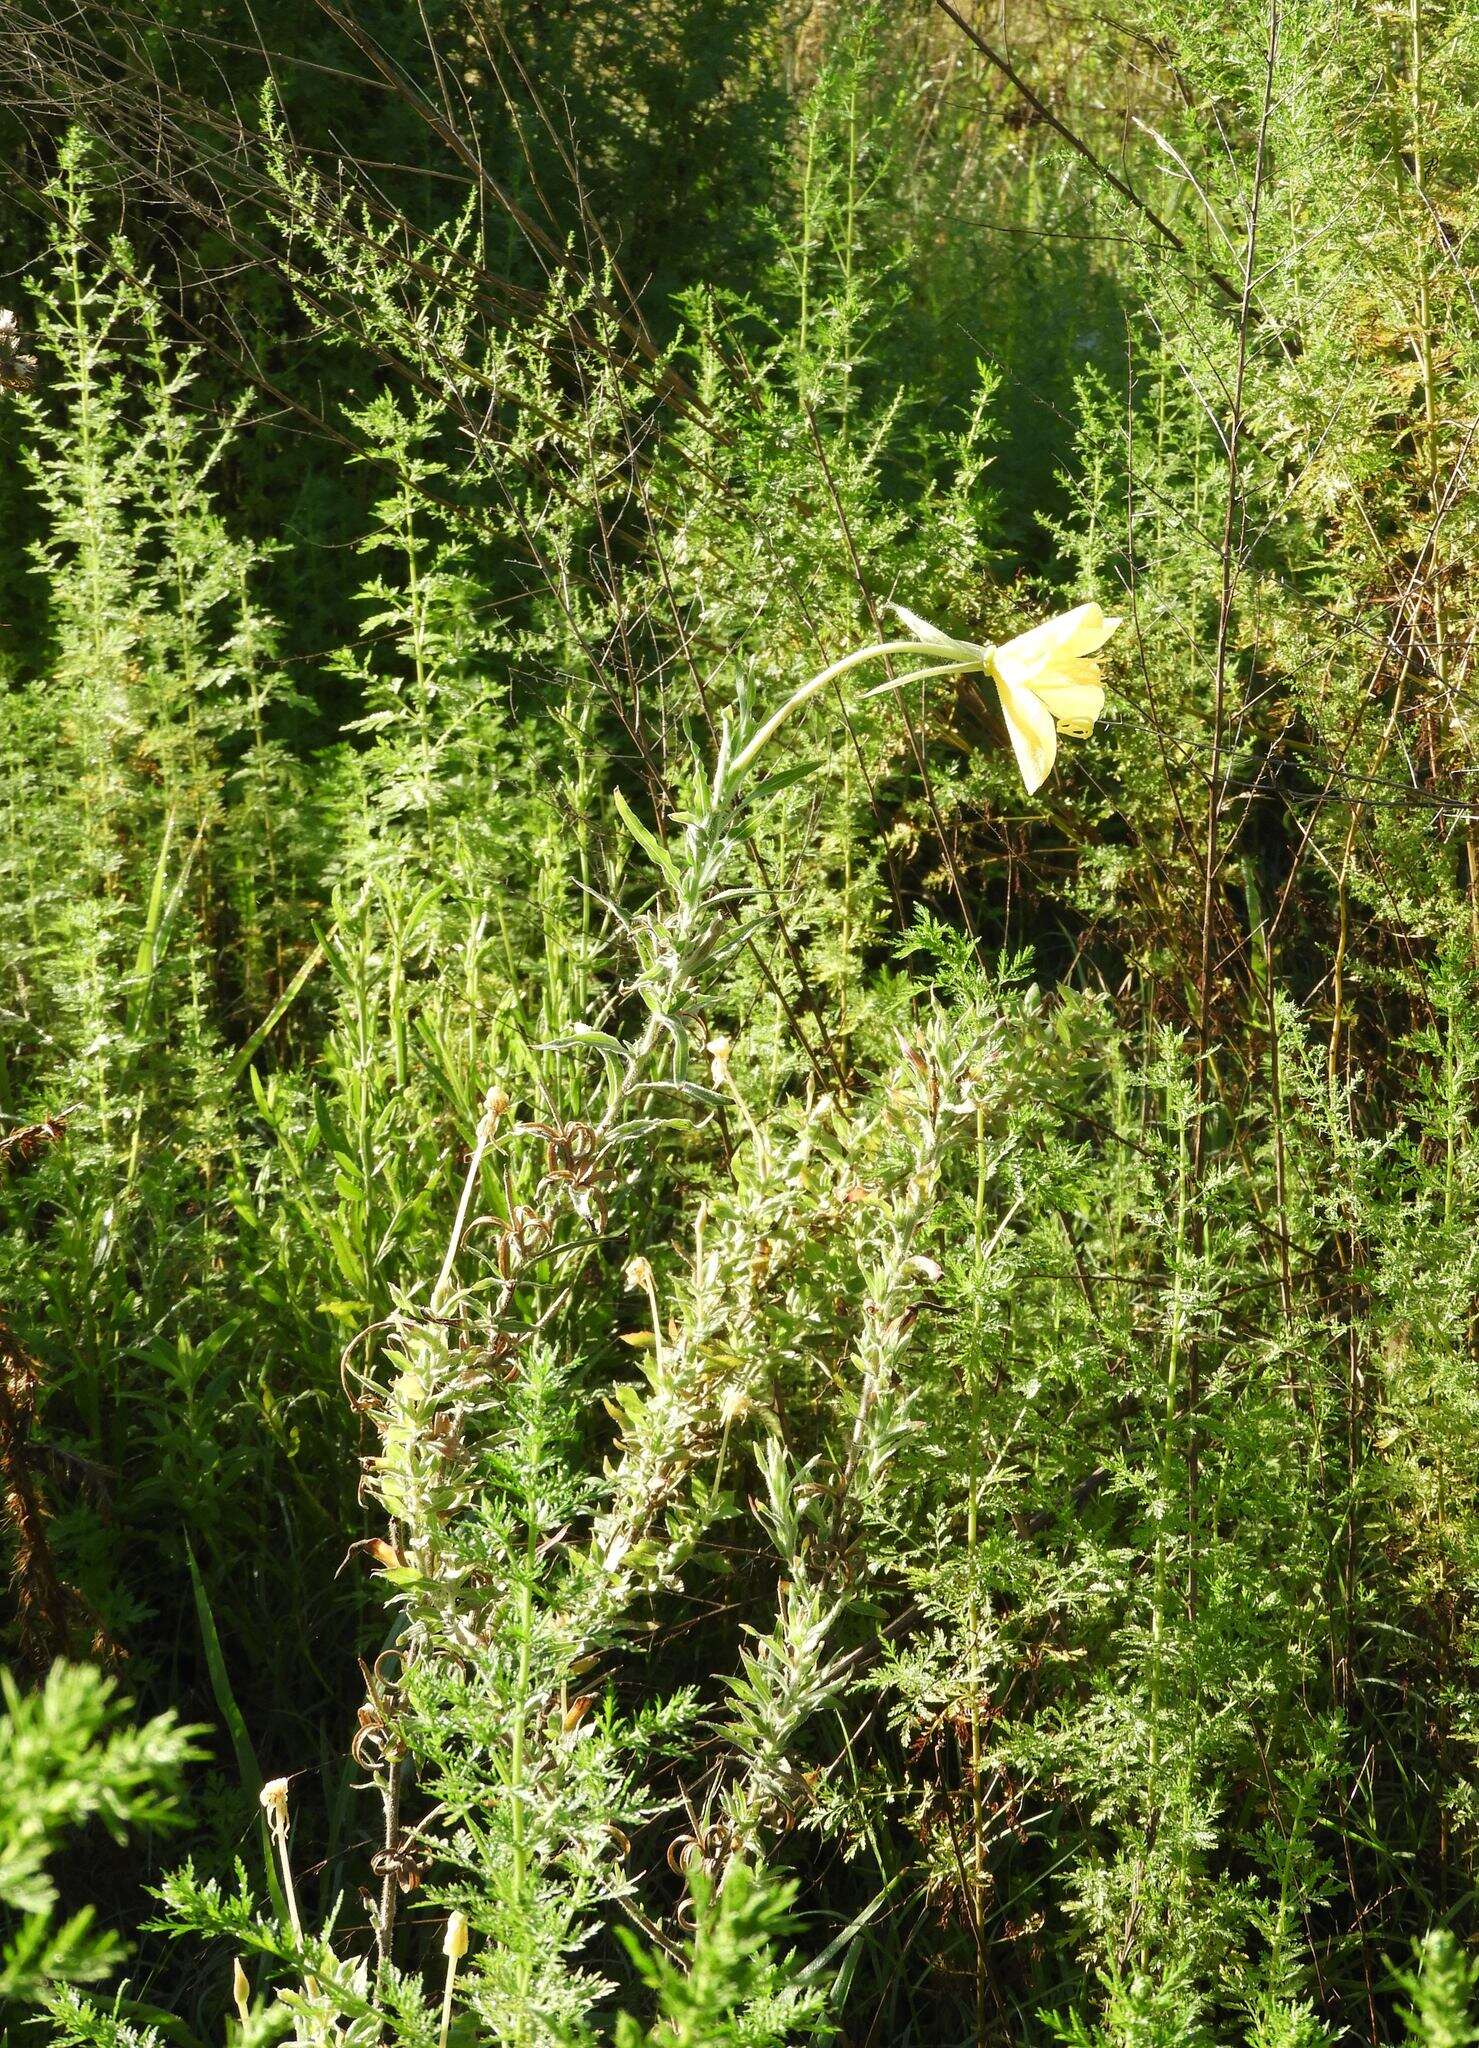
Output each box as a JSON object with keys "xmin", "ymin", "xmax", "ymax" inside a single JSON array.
[
  {"xmin": 969, "ymin": 1104, "xmax": 988, "ymax": 2043},
  {"xmin": 1150, "ymin": 1106, "xmax": 1189, "ymax": 1784},
  {"xmin": 509, "ymin": 1517, "xmax": 536, "ymax": 2043}
]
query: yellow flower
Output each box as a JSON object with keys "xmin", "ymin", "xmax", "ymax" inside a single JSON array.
[
  {"xmin": 726, "ymin": 594, "xmax": 1121, "ymax": 797},
  {"xmin": 893, "ymin": 601, "xmax": 1121, "ymax": 795}
]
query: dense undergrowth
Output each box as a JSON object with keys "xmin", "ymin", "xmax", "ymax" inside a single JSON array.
[{"xmin": 1, "ymin": 0, "xmax": 1478, "ymax": 2040}]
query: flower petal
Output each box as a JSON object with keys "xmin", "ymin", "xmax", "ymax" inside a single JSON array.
[
  {"xmin": 1062, "ymin": 606, "xmax": 1122, "ymax": 658},
  {"xmin": 994, "ymin": 667, "xmax": 1058, "ymax": 794},
  {"xmin": 995, "ymin": 602, "xmax": 1122, "ymax": 678},
  {"xmin": 994, "ymin": 607, "xmax": 1090, "ymax": 675},
  {"xmin": 1030, "ymin": 666, "xmax": 1106, "ymax": 728}
]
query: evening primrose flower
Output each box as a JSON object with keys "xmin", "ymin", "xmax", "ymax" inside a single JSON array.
[
  {"xmin": 890, "ymin": 601, "xmax": 1121, "ymax": 795},
  {"xmin": 725, "ymin": 597, "xmax": 1120, "ymax": 797}
]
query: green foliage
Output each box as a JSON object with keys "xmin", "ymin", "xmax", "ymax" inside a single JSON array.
[
  {"xmin": 613, "ymin": 1866, "xmax": 828, "ymax": 2048},
  {"xmin": 1395, "ymin": 1933, "xmax": 1479, "ymax": 2048},
  {"xmin": 0, "ymin": 0, "xmax": 1478, "ymax": 2041},
  {"xmin": 0, "ymin": 1663, "xmax": 201, "ymax": 2009}
]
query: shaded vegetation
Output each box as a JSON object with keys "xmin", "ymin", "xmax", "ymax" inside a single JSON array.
[{"xmin": 1, "ymin": 1, "xmax": 1479, "ymax": 2041}]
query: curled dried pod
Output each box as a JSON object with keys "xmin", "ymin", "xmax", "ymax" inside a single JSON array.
[{"xmin": 371, "ymin": 1838, "xmax": 425, "ymax": 1893}]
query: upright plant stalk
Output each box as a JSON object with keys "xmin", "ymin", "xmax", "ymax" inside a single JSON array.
[
  {"xmin": 1188, "ymin": 0, "xmax": 1279, "ymax": 1616},
  {"xmin": 968, "ymin": 1104, "xmax": 988, "ymax": 2046},
  {"xmin": 508, "ymin": 1512, "xmax": 537, "ymax": 2045},
  {"xmin": 1149, "ymin": 1098, "xmax": 1189, "ymax": 1788}
]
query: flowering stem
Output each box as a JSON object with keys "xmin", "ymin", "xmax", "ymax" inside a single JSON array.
[
  {"xmin": 259, "ymin": 1779, "xmax": 319, "ymax": 2007},
  {"xmin": 260, "ymin": 1782, "xmax": 303, "ymax": 1940}
]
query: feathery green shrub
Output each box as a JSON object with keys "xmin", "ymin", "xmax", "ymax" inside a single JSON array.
[{"xmin": 1, "ymin": 1, "xmax": 1478, "ymax": 2041}]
